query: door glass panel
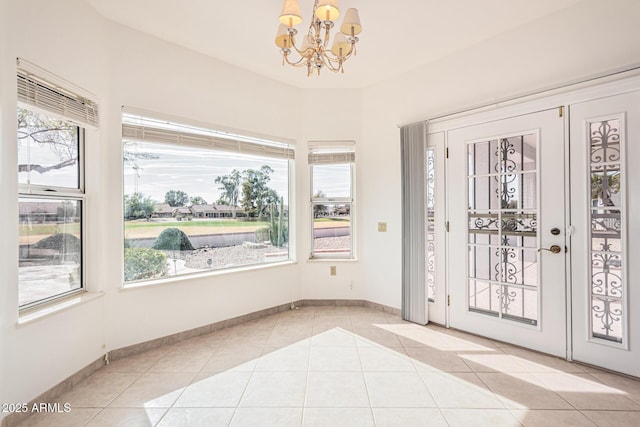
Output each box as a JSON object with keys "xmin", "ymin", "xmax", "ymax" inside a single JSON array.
[
  {"xmin": 467, "ymin": 134, "xmax": 539, "ymax": 325},
  {"xmin": 589, "ymin": 119, "xmax": 625, "ymax": 344},
  {"xmin": 426, "ymin": 148, "xmax": 436, "ymax": 302}
]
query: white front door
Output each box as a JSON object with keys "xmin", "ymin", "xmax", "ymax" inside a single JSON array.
[
  {"xmin": 569, "ymin": 91, "xmax": 640, "ymax": 377},
  {"xmin": 447, "ymin": 109, "xmax": 568, "ymax": 357}
]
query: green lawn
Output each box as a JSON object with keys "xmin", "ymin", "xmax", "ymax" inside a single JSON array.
[{"xmin": 19, "ymin": 223, "xmax": 80, "ymax": 237}]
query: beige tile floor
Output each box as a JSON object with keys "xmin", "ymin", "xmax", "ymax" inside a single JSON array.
[{"xmin": 17, "ymin": 306, "xmax": 640, "ymax": 426}]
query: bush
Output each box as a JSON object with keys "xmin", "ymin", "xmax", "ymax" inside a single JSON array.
[
  {"xmin": 255, "ymin": 227, "xmax": 270, "ymax": 243},
  {"xmin": 124, "ymin": 248, "xmax": 168, "ymax": 282},
  {"xmin": 152, "ymin": 228, "xmax": 194, "ymax": 251},
  {"xmin": 34, "ymin": 232, "xmax": 80, "ymax": 252}
]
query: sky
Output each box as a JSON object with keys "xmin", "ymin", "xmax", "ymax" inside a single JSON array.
[
  {"xmin": 123, "ymin": 141, "xmax": 350, "ymax": 205},
  {"xmin": 19, "ymin": 136, "xmax": 350, "ymax": 206}
]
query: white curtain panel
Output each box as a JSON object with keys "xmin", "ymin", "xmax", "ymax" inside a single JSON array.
[{"xmin": 400, "ymin": 121, "xmax": 428, "ymax": 325}]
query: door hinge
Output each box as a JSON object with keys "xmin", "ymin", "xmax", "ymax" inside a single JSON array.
[
  {"xmin": 447, "ymin": 295, "xmax": 450, "ymax": 306},
  {"xmin": 558, "ymin": 106, "xmax": 564, "ymax": 117},
  {"xmin": 446, "ymin": 147, "xmax": 449, "ymax": 158},
  {"xmin": 445, "ymin": 221, "xmax": 449, "ymax": 232}
]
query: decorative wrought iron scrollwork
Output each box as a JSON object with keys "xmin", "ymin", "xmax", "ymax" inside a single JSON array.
[
  {"xmin": 592, "ymin": 252, "xmax": 622, "ymax": 298},
  {"xmin": 472, "ymin": 216, "xmax": 499, "ymax": 231},
  {"xmin": 494, "ymin": 246, "xmax": 519, "ymax": 284},
  {"xmin": 589, "ymin": 118, "xmax": 624, "ymax": 344},
  {"xmin": 498, "ymin": 286, "xmax": 518, "ymax": 313},
  {"xmin": 467, "ymin": 133, "xmax": 538, "ymax": 324},
  {"xmin": 495, "ymin": 138, "xmax": 517, "ymax": 173},
  {"xmin": 493, "ymin": 173, "xmax": 518, "ymax": 208},
  {"xmin": 501, "ymin": 215, "xmax": 537, "ymax": 234},
  {"xmin": 590, "ymin": 121, "xmax": 621, "ymax": 164},
  {"xmin": 592, "ymin": 297, "xmax": 623, "ymax": 338},
  {"xmin": 426, "ymin": 149, "xmax": 435, "ymax": 210}
]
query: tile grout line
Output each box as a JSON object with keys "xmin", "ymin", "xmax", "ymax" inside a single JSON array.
[{"xmin": 350, "ymin": 310, "xmax": 378, "ymax": 426}]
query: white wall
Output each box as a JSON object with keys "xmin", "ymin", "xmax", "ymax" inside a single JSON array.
[
  {"xmin": 359, "ymin": 0, "xmax": 640, "ymax": 309},
  {"xmin": 0, "ymin": 0, "xmax": 358, "ymax": 413},
  {"xmin": 0, "ymin": 0, "xmax": 11, "ymax": 412},
  {"xmin": 1, "ymin": 0, "xmax": 110, "ymax": 413},
  {"xmin": 296, "ymin": 89, "xmax": 363, "ymax": 301},
  {"xmin": 3, "ymin": 0, "xmax": 640, "ymax": 414},
  {"xmin": 101, "ymin": 22, "xmax": 304, "ymax": 351}
]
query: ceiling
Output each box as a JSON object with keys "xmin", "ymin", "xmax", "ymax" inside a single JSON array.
[{"xmin": 86, "ymin": 0, "xmax": 583, "ymax": 89}]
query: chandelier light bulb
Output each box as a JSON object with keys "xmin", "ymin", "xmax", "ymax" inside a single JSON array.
[
  {"xmin": 315, "ymin": 0, "xmax": 340, "ymax": 22},
  {"xmin": 340, "ymin": 8, "xmax": 362, "ymax": 36},
  {"xmin": 279, "ymin": 0, "xmax": 303, "ymax": 27},
  {"xmin": 275, "ymin": 24, "xmax": 291, "ymax": 49},
  {"xmin": 331, "ymin": 32, "xmax": 351, "ymax": 57}
]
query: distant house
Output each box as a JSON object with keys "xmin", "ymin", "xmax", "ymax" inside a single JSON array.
[
  {"xmin": 18, "ymin": 201, "xmax": 64, "ymax": 223},
  {"xmin": 190, "ymin": 204, "xmax": 217, "ymax": 218},
  {"xmin": 153, "ymin": 203, "xmax": 174, "ymax": 218},
  {"xmin": 189, "ymin": 204, "xmax": 244, "ymax": 218},
  {"xmin": 173, "ymin": 207, "xmax": 192, "ymax": 220},
  {"xmin": 211, "ymin": 204, "xmax": 237, "ymax": 218}
]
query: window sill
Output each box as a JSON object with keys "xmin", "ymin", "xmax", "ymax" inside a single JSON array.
[
  {"xmin": 307, "ymin": 257, "xmax": 358, "ymax": 263},
  {"xmin": 17, "ymin": 291, "xmax": 104, "ymax": 327},
  {"xmin": 121, "ymin": 260, "xmax": 297, "ymax": 290}
]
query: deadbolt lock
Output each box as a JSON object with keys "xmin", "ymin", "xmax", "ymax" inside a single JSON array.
[
  {"xmin": 538, "ymin": 245, "xmax": 563, "ymax": 254},
  {"xmin": 550, "ymin": 227, "xmax": 561, "ymax": 235}
]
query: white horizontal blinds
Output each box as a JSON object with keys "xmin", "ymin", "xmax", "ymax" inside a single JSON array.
[
  {"xmin": 122, "ymin": 115, "xmax": 294, "ymax": 160},
  {"xmin": 16, "ymin": 67, "xmax": 99, "ymax": 128},
  {"xmin": 308, "ymin": 143, "xmax": 355, "ymax": 165}
]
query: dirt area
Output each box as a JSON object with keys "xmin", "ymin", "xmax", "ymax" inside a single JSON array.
[
  {"xmin": 124, "ymin": 221, "xmax": 349, "ymax": 239},
  {"xmin": 20, "ymin": 220, "xmax": 350, "ymax": 244}
]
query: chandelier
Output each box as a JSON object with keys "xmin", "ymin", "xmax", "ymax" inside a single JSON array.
[{"xmin": 275, "ymin": 0, "xmax": 362, "ymax": 76}]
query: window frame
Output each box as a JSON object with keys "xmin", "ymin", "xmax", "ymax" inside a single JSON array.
[
  {"xmin": 121, "ymin": 109, "xmax": 295, "ymax": 285},
  {"xmin": 309, "ymin": 142, "xmax": 356, "ymax": 260},
  {"xmin": 17, "ymin": 111, "xmax": 87, "ymax": 311}
]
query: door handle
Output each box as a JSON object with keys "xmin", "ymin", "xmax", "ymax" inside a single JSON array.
[{"xmin": 538, "ymin": 245, "xmax": 563, "ymax": 254}]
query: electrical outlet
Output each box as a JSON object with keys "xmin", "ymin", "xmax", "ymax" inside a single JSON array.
[
  {"xmin": 330, "ymin": 265, "xmax": 337, "ymax": 276},
  {"xmin": 378, "ymin": 222, "xmax": 387, "ymax": 232}
]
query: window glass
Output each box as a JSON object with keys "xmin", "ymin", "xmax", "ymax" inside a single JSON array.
[
  {"xmin": 122, "ymin": 139, "xmax": 291, "ymax": 284},
  {"xmin": 18, "ymin": 198, "xmax": 82, "ymax": 307},
  {"xmin": 312, "ymin": 163, "xmax": 351, "ymax": 198},
  {"xmin": 310, "ymin": 145, "xmax": 354, "ymax": 259},
  {"xmin": 18, "ymin": 107, "xmax": 80, "ymax": 189}
]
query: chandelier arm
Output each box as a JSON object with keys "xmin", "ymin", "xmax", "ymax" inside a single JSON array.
[
  {"xmin": 283, "ymin": 52, "xmax": 311, "ymax": 67},
  {"xmin": 287, "ymin": 34, "xmax": 310, "ymax": 57},
  {"xmin": 318, "ymin": 53, "xmax": 342, "ymax": 73},
  {"xmin": 322, "ymin": 48, "xmax": 354, "ymax": 66},
  {"xmin": 322, "ymin": 25, "xmax": 332, "ymax": 50}
]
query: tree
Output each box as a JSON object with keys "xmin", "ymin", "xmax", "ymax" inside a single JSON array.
[
  {"xmin": 242, "ymin": 165, "xmax": 277, "ymax": 220},
  {"xmin": 313, "ymin": 190, "xmax": 328, "ymax": 218},
  {"xmin": 124, "ymin": 193, "xmax": 155, "ymax": 219},
  {"xmin": 56, "ymin": 201, "xmax": 76, "ymax": 220},
  {"xmin": 165, "ymin": 190, "xmax": 189, "ymax": 207},
  {"xmin": 17, "ymin": 107, "xmax": 78, "ymax": 174},
  {"xmin": 214, "ymin": 169, "xmax": 241, "ymax": 218},
  {"xmin": 190, "ymin": 196, "xmax": 207, "ymax": 205},
  {"xmin": 123, "ymin": 140, "xmax": 159, "ymax": 194}
]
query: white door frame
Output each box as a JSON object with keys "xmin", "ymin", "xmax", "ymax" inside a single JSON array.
[{"xmin": 425, "ymin": 71, "xmax": 640, "ymax": 362}]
